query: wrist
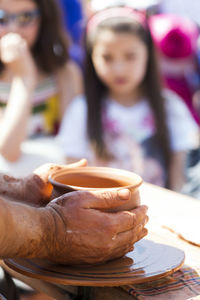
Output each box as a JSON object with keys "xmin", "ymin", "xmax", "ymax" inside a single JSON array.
[
  {"xmin": 36, "ymin": 207, "xmax": 57, "ymax": 259},
  {"xmin": 38, "ymin": 206, "xmax": 67, "ymax": 262},
  {"xmin": 12, "ymin": 76, "xmax": 36, "ymax": 93},
  {"xmin": 0, "ymin": 200, "xmax": 54, "ymax": 259}
]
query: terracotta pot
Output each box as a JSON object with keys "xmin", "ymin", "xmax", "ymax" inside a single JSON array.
[{"xmin": 49, "ymin": 166, "xmax": 142, "ymax": 212}]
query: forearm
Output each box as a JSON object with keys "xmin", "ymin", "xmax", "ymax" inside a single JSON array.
[
  {"xmin": 0, "ymin": 198, "xmax": 52, "ymax": 259},
  {"xmin": 0, "ymin": 77, "xmax": 34, "ymax": 161}
]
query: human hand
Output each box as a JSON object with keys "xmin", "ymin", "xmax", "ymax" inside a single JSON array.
[
  {"xmin": 44, "ymin": 189, "xmax": 148, "ymax": 264},
  {"xmin": 22, "ymin": 159, "xmax": 87, "ymax": 206},
  {"xmin": 0, "ymin": 33, "xmax": 36, "ymax": 82}
]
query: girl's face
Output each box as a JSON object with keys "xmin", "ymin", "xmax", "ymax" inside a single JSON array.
[
  {"xmin": 92, "ymin": 30, "xmax": 148, "ymax": 99},
  {"xmin": 0, "ymin": 0, "xmax": 40, "ymax": 47}
]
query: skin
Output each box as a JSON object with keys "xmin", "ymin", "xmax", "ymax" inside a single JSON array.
[
  {"xmin": 168, "ymin": 152, "xmax": 187, "ymax": 191},
  {"xmin": 0, "ymin": 0, "xmax": 83, "ymax": 161},
  {"xmin": 0, "ymin": 0, "xmax": 39, "ymax": 160},
  {"xmin": 0, "ymin": 160, "xmax": 148, "ymax": 264},
  {"xmin": 0, "ymin": 160, "xmax": 89, "ymax": 206},
  {"xmin": 92, "ymin": 30, "xmax": 148, "ymax": 105}
]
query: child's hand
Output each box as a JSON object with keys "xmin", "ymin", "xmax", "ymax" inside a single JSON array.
[{"xmin": 0, "ymin": 33, "xmax": 37, "ymax": 83}]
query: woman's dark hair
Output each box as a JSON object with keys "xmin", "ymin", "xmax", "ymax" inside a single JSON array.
[
  {"xmin": 84, "ymin": 13, "xmax": 172, "ymax": 182},
  {"xmin": 0, "ymin": 0, "xmax": 69, "ymax": 74}
]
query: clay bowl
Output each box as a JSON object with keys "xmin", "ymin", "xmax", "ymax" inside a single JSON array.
[{"xmin": 49, "ymin": 166, "xmax": 142, "ymax": 212}]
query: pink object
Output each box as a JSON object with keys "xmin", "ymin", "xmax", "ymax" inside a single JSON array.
[
  {"xmin": 149, "ymin": 14, "xmax": 199, "ymax": 59},
  {"xmin": 149, "ymin": 14, "xmax": 200, "ymax": 125}
]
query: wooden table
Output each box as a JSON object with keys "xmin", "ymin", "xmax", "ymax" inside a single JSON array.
[{"xmin": 3, "ymin": 183, "xmax": 200, "ymax": 300}]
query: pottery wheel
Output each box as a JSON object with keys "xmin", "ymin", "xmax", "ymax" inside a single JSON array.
[{"xmin": 5, "ymin": 239, "xmax": 185, "ymax": 287}]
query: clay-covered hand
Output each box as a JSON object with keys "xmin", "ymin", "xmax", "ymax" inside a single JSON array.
[
  {"xmin": 0, "ymin": 159, "xmax": 87, "ymax": 206},
  {"xmin": 22, "ymin": 159, "xmax": 87, "ymax": 206},
  {"xmin": 44, "ymin": 189, "xmax": 148, "ymax": 264}
]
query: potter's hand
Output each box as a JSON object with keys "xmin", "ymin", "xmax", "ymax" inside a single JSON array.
[
  {"xmin": 0, "ymin": 33, "xmax": 36, "ymax": 82},
  {"xmin": 44, "ymin": 189, "xmax": 148, "ymax": 264},
  {"xmin": 0, "ymin": 160, "xmax": 87, "ymax": 206},
  {"xmin": 23, "ymin": 159, "xmax": 87, "ymax": 206}
]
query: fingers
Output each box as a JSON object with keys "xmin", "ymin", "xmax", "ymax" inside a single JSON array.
[
  {"xmin": 111, "ymin": 210, "xmax": 148, "ymax": 247},
  {"xmin": 89, "ymin": 206, "xmax": 147, "ymax": 236},
  {"xmin": 94, "ymin": 205, "xmax": 148, "ymax": 257},
  {"xmin": 65, "ymin": 159, "xmax": 88, "ymax": 168},
  {"xmin": 0, "ymin": 33, "xmax": 27, "ymax": 63},
  {"xmin": 112, "ymin": 225, "xmax": 148, "ymax": 255},
  {"xmin": 129, "ymin": 205, "xmax": 148, "ymax": 227},
  {"xmin": 52, "ymin": 191, "xmax": 148, "ymax": 232},
  {"xmin": 33, "ymin": 159, "xmax": 88, "ymax": 180},
  {"xmin": 53, "ymin": 189, "xmax": 131, "ymax": 209},
  {"xmin": 135, "ymin": 227, "xmax": 148, "ymax": 243}
]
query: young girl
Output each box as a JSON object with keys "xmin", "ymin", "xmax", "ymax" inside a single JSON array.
[
  {"xmin": 58, "ymin": 6, "xmax": 199, "ymax": 191},
  {"xmin": 0, "ymin": 0, "xmax": 83, "ymax": 176}
]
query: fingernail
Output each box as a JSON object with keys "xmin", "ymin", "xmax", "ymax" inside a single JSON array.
[{"xmin": 118, "ymin": 189, "xmax": 130, "ymax": 200}]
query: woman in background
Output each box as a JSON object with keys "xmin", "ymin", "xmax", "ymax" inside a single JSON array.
[{"xmin": 0, "ymin": 0, "xmax": 83, "ymax": 176}]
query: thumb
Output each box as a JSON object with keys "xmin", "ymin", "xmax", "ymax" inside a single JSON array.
[
  {"xmin": 80, "ymin": 189, "xmax": 131, "ymax": 210},
  {"xmin": 34, "ymin": 159, "xmax": 87, "ymax": 179},
  {"xmin": 65, "ymin": 159, "xmax": 88, "ymax": 169}
]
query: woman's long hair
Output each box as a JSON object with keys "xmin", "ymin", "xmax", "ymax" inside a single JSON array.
[
  {"xmin": 84, "ymin": 13, "xmax": 172, "ymax": 179},
  {"xmin": 0, "ymin": 0, "xmax": 69, "ymax": 74}
]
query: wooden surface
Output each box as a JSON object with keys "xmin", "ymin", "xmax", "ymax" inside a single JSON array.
[{"xmin": 140, "ymin": 182, "xmax": 200, "ymax": 247}]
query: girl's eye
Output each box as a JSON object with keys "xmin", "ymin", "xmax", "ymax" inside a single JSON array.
[
  {"xmin": 0, "ymin": 9, "xmax": 40, "ymax": 28},
  {"xmin": 18, "ymin": 13, "xmax": 34, "ymax": 26},
  {"xmin": 125, "ymin": 53, "xmax": 137, "ymax": 60},
  {"xmin": 102, "ymin": 55, "xmax": 112, "ymax": 62},
  {"xmin": 16, "ymin": 10, "xmax": 40, "ymax": 27},
  {"xmin": 0, "ymin": 16, "xmax": 9, "ymax": 26},
  {"xmin": 0, "ymin": 10, "xmax": 9, "ymax": 26}
]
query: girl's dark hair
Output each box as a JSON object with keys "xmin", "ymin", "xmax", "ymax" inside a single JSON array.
[
  {"xmin": 0, "ymin": 0, "xmax": 69, "ymax": 74},
  {"xmin": 84, "ymin": 13, "xmax": 172, "ymax": 182}
]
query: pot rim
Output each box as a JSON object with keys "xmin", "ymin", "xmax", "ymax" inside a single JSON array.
[{"xmin": 48, "ymin": 166, "xmax": 143, "ymax": 191}]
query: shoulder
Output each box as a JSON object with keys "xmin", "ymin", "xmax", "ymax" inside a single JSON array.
[
  {"xmin": 57, "ymin": 60, "xmax": 82, "ymax": 81},
  {"xmin": 57, "ymin": 60, "xmax": 83, "ymax": 94},
  {"xmin": 162, "ymin": 88, "xmax": 192, "ymax": 116},
  {"xmin": 55, "ymin": 60, "xmax": 83, "ymax": 111},
  {"xmin": 162, "ymin": 88, "xmax": 198, "ymax": 125}
]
